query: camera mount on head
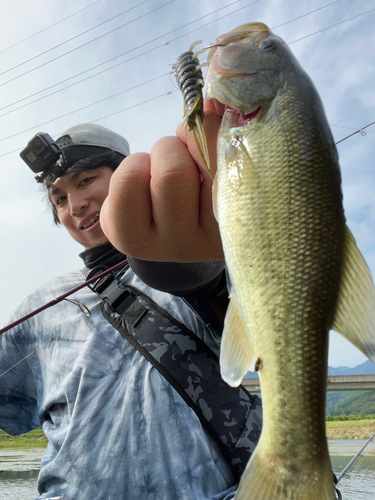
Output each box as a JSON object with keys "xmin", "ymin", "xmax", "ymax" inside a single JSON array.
[{"xmin": 20, "ymin": 132, "xmax": 71, "ymax": 183}]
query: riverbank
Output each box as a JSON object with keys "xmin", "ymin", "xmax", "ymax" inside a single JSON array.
[
  {"xmin": 0, "ymin": 429, "xmax": 47, "ymax": 448},
  {"xmin": 326, "ymin": 420, "xmax": 375, "ymax": 440},
  {"xmin": 1, "ymin": 421, "xmax": 375, "ymax": 447}
]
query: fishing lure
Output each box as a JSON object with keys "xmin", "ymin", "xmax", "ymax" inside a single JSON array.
[{"xmin": 173, "ymin": 41, "xmax": 214, "ymax": 180}]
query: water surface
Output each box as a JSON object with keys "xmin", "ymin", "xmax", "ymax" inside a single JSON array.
[
  {"xmin": 1, "ymin": 441, "xmax": 374, "ymax": 499},
  {"xmin": 0, "ymin": 448, "xmax": 44, "ymax": 500}
]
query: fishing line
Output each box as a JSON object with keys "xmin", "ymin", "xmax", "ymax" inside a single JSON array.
[
  {"xmin": 337, "ymin": 135, "xmax": 363, "ymax": 154},
  {"xmin": 0, "ymin": 334, "xmax": 60, "ymax": 380},
  {"xmin": 0, "ymin": 299, "xmax": 106, "ymax": 379},
  {"xmin": 92, "ymin": 90, "xmax": 178, "ymax": 123},
  {"xmin": 336, "ymin": 121, "xmax": 375, "ymax": 144},
  {"xmin": 331, "ymin": 124, "xmax": 375, "ymax": 133}
]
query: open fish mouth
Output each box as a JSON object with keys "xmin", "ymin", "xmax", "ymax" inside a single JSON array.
[{"xmin": 223, "ymin": 105, "xmax": 262, "ymax": 127}]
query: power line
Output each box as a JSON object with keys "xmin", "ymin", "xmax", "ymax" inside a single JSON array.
[
  {"xmin": 0, "ymin": 91, "xmax": 177, "ymax": 158},
  {"xmin": 0, "ymin": 0, "xmax": 149, "ymax": 77},
  {"xmin": 289, "ymin": 7, "xmax": 375, "ymax": 44},
  {"xmin": 0, "ymin": 0, "xmax": 105, "ymax": 55},
  {"xmin": 0, "ymin": 0, "xmax": 341, "ymax": 121},
  {"xmin": 272, "ymin": 0, "xmax": 341, "ymax": 30},
  {"xmin": 1, "ymin": 113, "xmax": 371, "ymax": 161},
  {"xmin": 0, "ymin": 0, "xmax": 174, "ymax": 87},
  {"xmin": 0, "ymin": 74, "xmax": 170, "ymax": 142},
  {"xmin": 0, "ymin": 0, "xmax": 253, "ymax": 114},
  {"xmin": 0, "ymin": 2, "xmax": 373, "ymax": 153},
  {"xmin": 0, "ymin": 72, "xmax": 169, "ymax": 119}
]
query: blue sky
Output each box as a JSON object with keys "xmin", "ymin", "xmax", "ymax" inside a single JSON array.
[{"xmin": 0, "ymin": 0, "xmax": 374, "ymax": 368}]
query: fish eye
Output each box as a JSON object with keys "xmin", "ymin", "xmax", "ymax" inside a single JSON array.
[{"xmin": 258, "ymin": 39, "xmax": 273, "ymax": 49}]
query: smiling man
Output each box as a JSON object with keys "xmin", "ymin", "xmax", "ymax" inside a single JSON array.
[{"xmin": 0, "ymin": 117, "xmax": 262, "ymax": 500}]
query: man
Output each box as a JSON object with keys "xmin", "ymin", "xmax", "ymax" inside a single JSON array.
[{"xmin": 0, "ymin": 103, "xmax": 261, "ymax": 500}]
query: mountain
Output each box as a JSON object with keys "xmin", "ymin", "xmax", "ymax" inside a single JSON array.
[
  {"xmin": 244, "ymin": 359, "xmax": 375, "ymax": 379},
  {"xmin": 326, "ymin": 391, "xmax": 375, "ymax": 416},
  {"xmin": 327, "ymin": 360, "xmax": 375, "ymax": 376}
]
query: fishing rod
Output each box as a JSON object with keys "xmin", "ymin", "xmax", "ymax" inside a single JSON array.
[
  {"xmin": 337, "ymin": 430, "xmax": 375, "ymax": 483},
  {"xmin": 0, "ymin": 258, "xmax": 128, "ymax": 335}
]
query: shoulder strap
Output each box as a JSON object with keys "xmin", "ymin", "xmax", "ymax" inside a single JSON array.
[{"xmin": 85, "ymin": 265, "xmax": 262, "ymax": 477}]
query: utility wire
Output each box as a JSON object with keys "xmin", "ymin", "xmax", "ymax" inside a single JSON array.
[
  {"xmin": 0, "ymin": 0, "xmax": 105, "ymax": 55},
  {"xmin": 0, "ymin": 75, "xmax": 171, "ymax": 143},
  {"xmin": 0, "ymin": 0, "xmax": 342, "ymax": 121},
  {"xmin": 0, "ymin": 0, "xmax": 149, "ymax": 77},
  {"xmin": 272, "ymin": 0, "xmax": 342, "ymax": 30},
  {"xmin": 0, "ymin": 0, "xmax": 247, "ymax": 115},
  {"xmin": 0, "ymin": 91, "xmax": 177, "ymax": 157},
  {"xmin": 0, "ymin": 0, "xmax": 342, "ymax": 119},
  {"xmin": 0, "ymin": 0, "xmax": 263, "ymax": 144},
  {"xmin": 0, "ymin": 0, "xmax": 175, "ymax": 87},
  {"xmin": 0, "ymin": 0, "xmax": 357, "ymax": 120},
  {"xmin": 289, "ymin": 7, "xmax": 375, "ymax": 44},
  {"xmin": 0, "ymin": 3, "xmax": 373, "ymax": 152}
]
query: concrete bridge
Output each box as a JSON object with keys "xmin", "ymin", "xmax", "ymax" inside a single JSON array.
[{"xmin": 242, "ymin": 374, "xmax": 375, "ymax": 392}]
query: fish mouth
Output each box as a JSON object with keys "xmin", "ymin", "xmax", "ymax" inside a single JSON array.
[{"xmin": 223, "ymin": 105, "xmax": 262, "ymax": 127}]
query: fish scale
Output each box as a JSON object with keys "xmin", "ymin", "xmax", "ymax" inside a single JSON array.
[{"xmin": 203, "ymin": 21, "xmax": 375, "ymax": 499}]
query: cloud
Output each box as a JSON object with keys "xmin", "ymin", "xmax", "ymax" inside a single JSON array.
[{"xmin": 1, "ymin": 0, "xmax": 374, "ymax": 369}]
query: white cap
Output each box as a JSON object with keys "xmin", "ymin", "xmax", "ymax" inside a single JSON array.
[{"xmin": 56, "ymin": 123, "xmax": 130, "ymax": 157}]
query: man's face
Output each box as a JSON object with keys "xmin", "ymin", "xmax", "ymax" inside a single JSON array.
[{"xmin": 49, "ymin": 166, "xmax": 113, "ymax": 249}]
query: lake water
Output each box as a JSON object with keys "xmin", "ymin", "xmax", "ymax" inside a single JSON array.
[
  {"xmin": 0, "ymin": 448, "xmax": 43, "ymax": 500},
  {"xmin": 1, "ymin": 440, "xmax": 374, "ymax": 499}
]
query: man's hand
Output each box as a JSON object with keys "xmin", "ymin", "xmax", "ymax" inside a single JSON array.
[{"xmin": 100, "ymin": 99, "xmax": 224, "ymax": 262}]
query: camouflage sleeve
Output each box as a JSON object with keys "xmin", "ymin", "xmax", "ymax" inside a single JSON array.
[{"xmin": 127, "ymin": 258, "xmax": 226, "ymax": 298}]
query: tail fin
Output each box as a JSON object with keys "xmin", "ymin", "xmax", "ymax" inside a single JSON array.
[{"xmin": 235, "ymin": 445, "xmax": 335, "ymax": 500}]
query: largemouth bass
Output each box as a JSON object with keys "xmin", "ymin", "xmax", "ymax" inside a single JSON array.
[{"xmin": 205, "ymin": 23, "xmax": 375, "ymax": 500}]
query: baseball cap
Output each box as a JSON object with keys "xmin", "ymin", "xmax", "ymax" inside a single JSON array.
[{"xmin": 56, "ymin": 123, "xmax": 130, "ymax": 166}]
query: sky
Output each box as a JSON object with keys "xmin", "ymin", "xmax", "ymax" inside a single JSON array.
[{"xmin": 0, "ymin": 0, "xmax": 374, "ymax": 368}]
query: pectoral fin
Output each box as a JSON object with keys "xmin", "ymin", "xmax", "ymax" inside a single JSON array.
[
  {"xmin": 220, "ymin": 293, "xmax": 255, "ymax": 387},
  {"xmin": 332, "ymin": 225, "xmax": 375, "ymax": 362}
]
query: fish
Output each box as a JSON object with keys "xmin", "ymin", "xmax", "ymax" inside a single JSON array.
[{"xmin": 204, "ymin": 22, "xmax": 375, "ymax": 500}]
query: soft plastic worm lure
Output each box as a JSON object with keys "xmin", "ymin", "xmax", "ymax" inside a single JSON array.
[{"xmin": 173, "ymin": 41, "xmax": 214, "ymax": 179}]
